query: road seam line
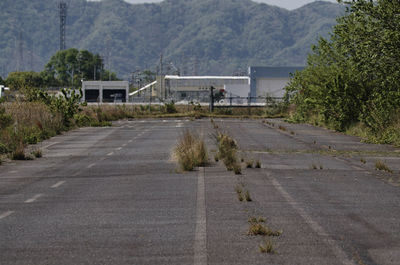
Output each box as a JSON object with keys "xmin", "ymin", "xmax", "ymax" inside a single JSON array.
[
  {"xmin": 25, "ymin": 194, "xmax": 43, "ymax": 203},
  {"xmin": 0, "ymin": 211, "xmax": 14, "ymax": 220},
  {"xmin": 194, "ymin": 167, "xmax": 207, "ymax": 265},
  {"xmin": 269, "ymin": 175, "xmax": 355, "ymax": 265},
  {"xmin": 51, "ymin": 181, "xmax": 66, "ymax": 188}
]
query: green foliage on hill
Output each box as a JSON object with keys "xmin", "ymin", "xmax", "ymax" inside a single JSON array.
[
  {"xmin": 285, "ymin": 0, "xmax": 400, "ymax": 145},
  {"xmin": 0, "ymin": 0, "xmax": 343, "ymax": 79}
]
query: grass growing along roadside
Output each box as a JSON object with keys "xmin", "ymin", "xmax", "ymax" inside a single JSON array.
[
  {"xmin": 174, "ymin": 130, "xmax": 208, "ymax": 171},
  {"xmin": 32, "ymin": 149, "xmax": 42, "ymax": 158},
  {"xmin": 375, "ymin": 160, "xmax": 393, "ymax": 173}
]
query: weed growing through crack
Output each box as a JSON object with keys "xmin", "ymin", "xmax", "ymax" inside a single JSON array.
[
  {"xmin": 246, "ymin": 160, "xmax": 254, "ymax": 168},
  {"xmin": 311, "ymin": 164, "xmax": 318, "ymax": 170},
  {"xmin": 375, "ymin": 160, "xmax": 393, "ymax": 173},
  {"xmin": 174, "ymin": 130, "xmax": 208, "ymax": 171},
  {"xmin": 360, "ymin": 158, "xmax": 366, "ymax": 164},
  {"xmin": 249, "ymin": 217, "xmax": 265, "ymax": 223},
  {"xmin": 248, "ymin": 218, "xmax": 282, "ymax": 236},
  {"xmin": 244, "ymin": 190, "xmax": 252, "ymax": 201},
  {"xmin": 255, "ymin": 160, "xmax": 261, "ymax": 168},
  {"xmin": 259, "ymin": 240, "xmax": 275, "ymax": 254},
  {"xmin": 235, "ymin": 185, "xmax": 244, "ymax": 201},
  {"xmin": 233, "ymin": 164, "xmax": 242, "ymax": 175},
  {"xmin": 214, "ymin": 133, "xmax": 241, "ymax": 171},
  {"xmin": 278, "ymin": 125, "xmax": 287, "ymax": 131}
]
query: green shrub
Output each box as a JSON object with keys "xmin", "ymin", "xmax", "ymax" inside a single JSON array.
[
  {"xmin": 0, "ymin": 107, "xmax": 13, "ymax": 129},
  {"xmin": 74, "ymin": 113, "xmax": 93, "ymax": 127},
  {"xmin": 164, "ymin": 101, "xmax": 177, "ymax": 114}
]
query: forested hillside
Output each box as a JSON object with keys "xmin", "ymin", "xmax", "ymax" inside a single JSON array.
[{"xmin": 0, "ymin": 0, "xmax": 344, "ymax": 79}]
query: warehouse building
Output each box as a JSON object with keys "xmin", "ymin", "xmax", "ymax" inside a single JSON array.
[
  {"xmin": 82, "ymin": 81, "xmax": 129, "ymax": 103},
  {"xmin": 130, "ymin": 66, "xmax": 304, "ymax": 102},
  {"xmin": 249, "ymin": 66, "xmax": 304, "ymax": 99}
]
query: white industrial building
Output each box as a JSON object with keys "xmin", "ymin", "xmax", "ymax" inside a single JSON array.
[{"xmin": 129, "ymin": 66, "xmax": 304, "ymax": 103}]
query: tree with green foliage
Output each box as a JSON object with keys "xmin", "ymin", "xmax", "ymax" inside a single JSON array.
[
  {"xmin": 285, "ymin": 0, "xmax": 400, "ymax": 139},
  {"xmin": 5, "ymin": 71, "xmax": 43, "ymax": 90},
  {"xmin": 42, "ymin": 48, "xmax": 118, "ymax": 88},
  {"xmin": 0, "ymin": 76, "xmax": 4, "ymax": 85}
]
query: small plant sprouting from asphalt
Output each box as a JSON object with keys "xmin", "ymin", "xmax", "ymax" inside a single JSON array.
[
  {"xmin": 259, "ymin": 240, "xmax": 275, "ymax": 254},
  {"xmin": 248, "ymin": 218, "xmax": 282, "ymax": 237},
  {"xmin": 233, "ymin": 164, "xmax": 242, "ymax": 175},
  {"xmin": 375, "ymin": 160, "xmax": 393, "ymax": 173},
  {"xmin": 174, "ymin": 130, "xmax": 208, "ymax": 171},
  {"xmin": 248, "ymin": 217, "xmax": 265, "ymax": 223},
  {"xmin": 244, "ymin": 190, "xmax": 252, "ymax": 201},
  {"xmin": 246, "ymin": 160, "xmax": 254, "ymax": 168},
  {"xmin": 360, "ymin": 157, "xmax": 366, "ymax": 164},
  {"xmin": 278, "ymin": 125, "xmax": 287, "ymax": 132},
  {"xmin": 235, "ymin": 185, "xmax": 244, "ymax": 201},
  {"xmin": 290, "ymin": 131, "xmax": 295, "ymax": 135},
  {"xmin": 319, "ymin": 164, "xmax": 324, "ymax": 170},
  {"xmin": 311, "ymin": 164, "xmax": 318, "ymax": 170},
  {"xmin": 255, "ymin": 160, "xmax": 261, "ymax": 168}
]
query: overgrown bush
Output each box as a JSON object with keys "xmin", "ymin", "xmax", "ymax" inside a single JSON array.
[{"xmin": 285, "ymin": 0, "xmax": 400, "ymax": 145}]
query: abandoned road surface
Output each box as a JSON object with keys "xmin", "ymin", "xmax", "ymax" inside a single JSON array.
[{"xmin": 0, "ymin": 119, "xmax": 399, "ymax": 265}]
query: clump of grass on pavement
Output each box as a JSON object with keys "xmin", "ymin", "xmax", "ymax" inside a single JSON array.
[
  {"xmin": 215, "ymin": 132, "xmax": 241, "ymax": 172},
  {"xmin": 174, "ymin": 130, "xmax": 208, "ymax": 171},
  {"xmin": 375, "ymin": 160, "xmax": 393, "ymax": 173}
]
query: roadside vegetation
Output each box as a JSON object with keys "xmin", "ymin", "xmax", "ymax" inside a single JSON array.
[{"xmin": 285, "ymin": 0, "xmax": 400, "ymax": 147}]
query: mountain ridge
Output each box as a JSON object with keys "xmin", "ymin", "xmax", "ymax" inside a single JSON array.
[{"xmin": 0, "ymin": 0, "xmax": 344, "ymax": 79}]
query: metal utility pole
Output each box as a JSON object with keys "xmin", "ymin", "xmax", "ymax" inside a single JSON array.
[
  {"xmin": 209, "ymin": 86, "xmax": 215, "ymax": 112},
  {"xmin": 159, "ymin": 53, "xmax": 163, "ymax": 75},
  {"xmin": 59, "ymin": 2, "xmax": 67, "ymax": 51}
]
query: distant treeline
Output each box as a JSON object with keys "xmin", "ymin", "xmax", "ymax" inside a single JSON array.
[{"xmin": 4, "ymin": 49, "xmax": 118, "ymax": 90}]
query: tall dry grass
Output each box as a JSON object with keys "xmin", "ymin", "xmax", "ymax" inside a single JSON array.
[
  {"xmin": 174, "ymin": 130, "xmax": 208, "ymax": 171},
  {"xmin": 1, "ymin": 102, "xmax": 63, "ymax": 157}
]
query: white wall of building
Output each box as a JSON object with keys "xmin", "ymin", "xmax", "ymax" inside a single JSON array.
[{"xmin": 256, "ymin": 78, "xmax": 290, "ymax": 98}]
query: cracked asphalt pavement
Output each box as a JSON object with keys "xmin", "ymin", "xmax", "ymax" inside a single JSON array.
[{"xmin": 0, "ymin": 118, "xmax": 399, "ymax": 265}]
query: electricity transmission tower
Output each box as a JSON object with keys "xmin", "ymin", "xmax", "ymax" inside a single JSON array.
[
  {"xmin": 59, "ymin": 2, "xmax": 67, "ymax": 50},
  {"xmin": 16, "ymin": 31, "xmax": 24, "ymax": 71}
]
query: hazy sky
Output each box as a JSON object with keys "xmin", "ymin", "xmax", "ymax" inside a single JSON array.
[{"xmin": 122, "ymin": 0, "xmax": 338, "ymax": 10}]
